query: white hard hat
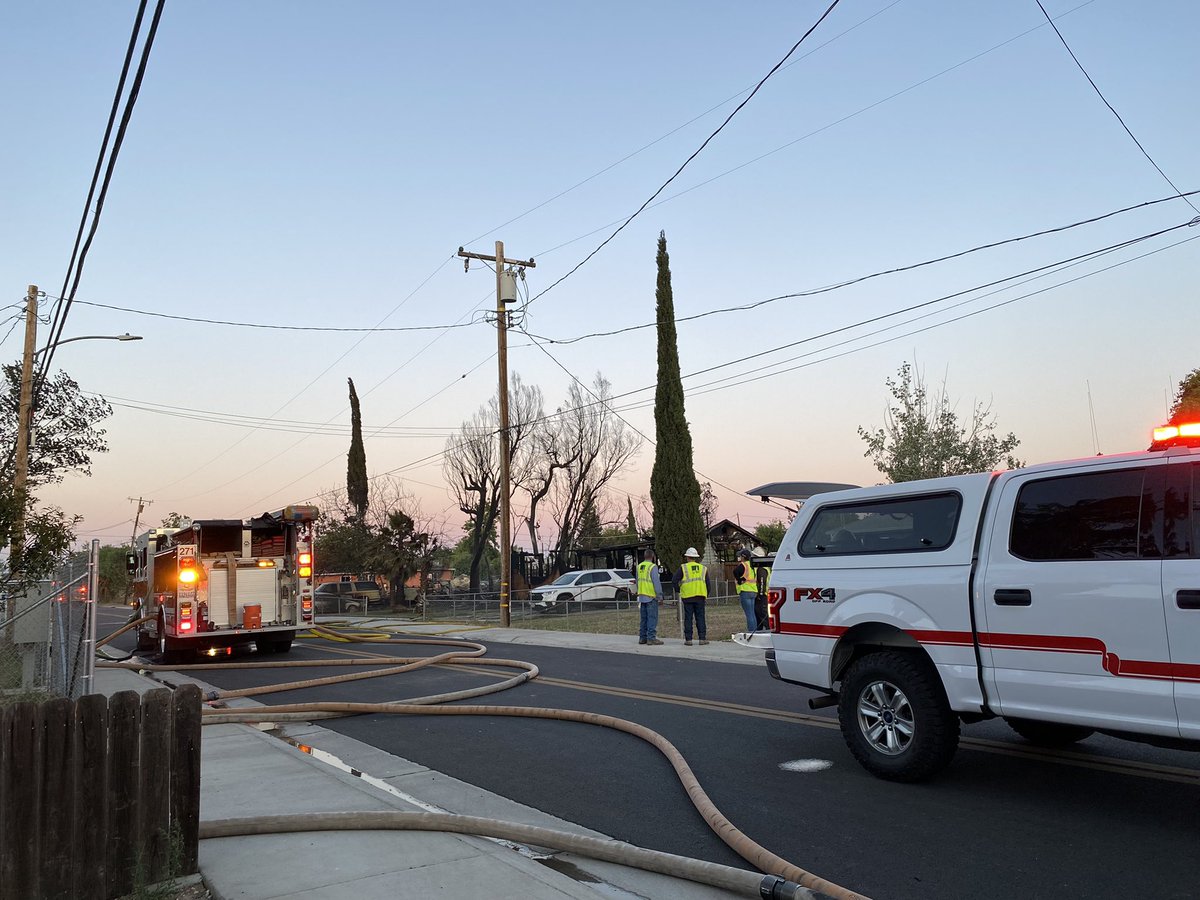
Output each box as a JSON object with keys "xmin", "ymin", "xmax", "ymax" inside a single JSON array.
[{"xmin": 684, "ymin": 547, "xmax": 700, "ymax": 558}]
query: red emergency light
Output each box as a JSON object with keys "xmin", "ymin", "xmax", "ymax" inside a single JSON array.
[{"xmin": 1153, "ymin": 422, "xmax": 1200, "ymax": 443}]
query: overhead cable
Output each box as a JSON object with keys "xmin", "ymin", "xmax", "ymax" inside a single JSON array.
[
  {"xmin": 1033, "ymin": 0, "xmax": 1199, "ymax": 216},
  {"xmin": 525, "ymin": 0, "xmax": 845, "ymax": 309},
  {"xmin": 38, "ymin": 0, "xmax": 166, "ymax": 388}
]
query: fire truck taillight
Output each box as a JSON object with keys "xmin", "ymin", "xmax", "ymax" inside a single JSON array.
[
  {"xmin": 298, "ymin": 551, "xmax": 312, "ymax": 578},
  {"xmin": 179, "ymin": 568, "xmax": 198, "ymax": 585},
  {"xmin": 256, "ymin": 559, "xmax": 276, "ymax": 568},
  {"xmin": 766, "ymin": 588, "xmax": 786, "ymax": 633}
]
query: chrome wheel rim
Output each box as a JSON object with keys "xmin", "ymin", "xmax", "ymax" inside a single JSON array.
[{"xmin": 856, "ymin": 679, "xmax": 915, "ymax": 756}]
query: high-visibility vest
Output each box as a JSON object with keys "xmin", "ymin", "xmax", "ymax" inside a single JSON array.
[
  {"xmin": 637, "ymin": 561, "xmax": 656, "ymax": 598},
  {"xmin": 737, "ymin": 562, "xmax": 757, "ymax": 593},
  {"xmin": 679, "ymin": 561, "xmax": 707, "ymax": 599}
]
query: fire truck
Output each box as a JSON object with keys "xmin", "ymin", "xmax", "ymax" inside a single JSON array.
[{"xmin": 130, "ymin": 506, "xmax": 317, "ymax": 660}]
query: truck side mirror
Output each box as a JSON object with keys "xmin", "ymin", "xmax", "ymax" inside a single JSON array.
[{"xmin": 126, "ymin": 552, "xmax": 138, "ymax": 574}]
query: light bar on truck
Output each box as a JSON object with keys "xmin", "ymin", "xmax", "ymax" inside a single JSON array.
[{"xmin": 1153, "ymin": 421, "xmax": 1200, "ymax": 443}]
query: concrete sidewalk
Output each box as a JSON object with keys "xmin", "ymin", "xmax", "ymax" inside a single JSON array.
[
  {"xmin": 96, "ymin": 624, "xmax": 770, "ymax": 899},
  {"xmin": 328, "ymin": 616, "xmax": 772, "ymax": 667}
]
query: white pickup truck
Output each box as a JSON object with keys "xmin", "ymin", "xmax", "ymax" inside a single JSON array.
[{"xmin": 758, "ymin": 422, "xmax": 1200, "ymax": 781}]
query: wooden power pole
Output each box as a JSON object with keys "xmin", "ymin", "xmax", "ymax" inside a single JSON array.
[
  {"xmin": 457, "ymin": 243, "xmax": 535, "ymax": 628},
  {"xmin": 10, "ymin": 285, "xmax": 39, "ymax": 571}
]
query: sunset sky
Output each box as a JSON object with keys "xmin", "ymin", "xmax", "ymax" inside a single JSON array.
[{"xmin": 2, "ymin": 0, "xmax": 1196, "ymax": 549}]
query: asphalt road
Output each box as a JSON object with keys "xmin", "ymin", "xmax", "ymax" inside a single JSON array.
[{"xmin": 96, "ymin": 609, "xmax": 1199, "ymax": 900}]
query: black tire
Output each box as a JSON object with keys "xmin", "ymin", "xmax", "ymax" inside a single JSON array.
[
  {"xmin": 614, "ymin": 588, "xmax": 631, "ymax": 608},
  {"xmin": 837, "ymin": 650, "xmax": 959, "ymax": 782},
  {"xmin": 136, "ymin": 628, "xmax": 155, "ymax": 651},
  {"xmin": 1005, "ymin": 717, "xmax": 1094, "ymax": 747},
  {"xmin": 259, "ymin": 637, "xmax": 293, "ymax": 654}
]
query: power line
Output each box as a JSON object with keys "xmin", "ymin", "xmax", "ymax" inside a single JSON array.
[
  {"xmin": 1033, "ymin": 0, "xmax": 1199, "ymax": 216},
  {"xmin": 286, "ymin": 219, "xmax": 1200, "ymax": 503},
  {"xmin": 68, "ymin": 297, "xmax": 479, "ymax": 333},
  {"xmin": 529, "ymin": 0, "xmax": 1101, "ymax": 263},
  {"xmin": 519, "ymin": 326, "xmax": 795, "ymax": 516},
  {"xmin": 144, "ymin": 255, "xmax": 458, "ymax": 495},
  {"xmin": 525, "ymin": 188, "xmax": 1199, "ymax": 347},
  {"xmin": 38, "ymin": 0, "xmax": 167, "ymax": 388},
  {"xmin": 43, "ymin": 0, "xmax": 149, "ymax": 375},
  {"xmin": 526, "ymin": 0, "xmax": 845, "ymax": 309},
  {"xmin": 459, "ymin": 0, "xmax": 904, "ymax": 249}
]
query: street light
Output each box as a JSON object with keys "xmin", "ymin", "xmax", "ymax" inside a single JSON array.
[{"xmin": 34, "ymin": 333, "xmax": 143, "ymax": 356}]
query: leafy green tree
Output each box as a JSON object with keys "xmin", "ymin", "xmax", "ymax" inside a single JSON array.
[
  {"xmin": 314, "ymin": 517, "xmax": 376, "ymax": 575},
  {"xmin": 347, "ymin": 378, "xmax": 368, "ymax": 522},
  {"xmin": 98, "ymin": 544, "xmax": 133, "ymax": 604},
  {"xmin": 161, "ymin": 511, "xmax": 191, "ymax": 528},
  {"xmin": 1, "ymin": 365, "xmax": 111, "ymax": 586},
  {"xmin": 576, "ymin": 498, "xmax": 602, "ymax": 548},
  {"xmin": 1169, "ymin": 368, "xmax": 1200, "ymax": 424},
  {"xmin": 754, "ymin": 521, "xmax": 788, "ymax": 553},
  {"xmin": 371, "ymin": 509, "xmax": 440, "ymax": 606},
  {"xmin": 857, "ymin": 361, "xmax": 1023, "ymax": 483},
  {"xmin": 649, "ymin": 232, "xmax": 705, "ymax": 568}
]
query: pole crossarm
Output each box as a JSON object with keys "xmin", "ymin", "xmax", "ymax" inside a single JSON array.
[{"xmin": 457, "ymin": 247, "xmax": 537, "ymax": 269}]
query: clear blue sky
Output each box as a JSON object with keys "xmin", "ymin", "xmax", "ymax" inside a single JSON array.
[{"xmin": 2, "ymin": 0, "xmax": 1197, "ymax": 546}]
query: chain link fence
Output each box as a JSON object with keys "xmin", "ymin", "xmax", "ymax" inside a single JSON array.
[
  {"xmin": 416, "ymin": 582, "xmax": 752, "ymax": 640},
  {"xmin": 1, "ymin": 540, "xmax": 99, "ymax": 704}
]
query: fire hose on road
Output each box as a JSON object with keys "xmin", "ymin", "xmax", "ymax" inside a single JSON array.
[{"xmin": 100, "ymin": 623, "xmax": 869, "ymax": 900}]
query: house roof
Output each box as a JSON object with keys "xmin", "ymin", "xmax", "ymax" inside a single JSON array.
[{"xmin": 706, "ymin": 519, "xmax": 757, "ymax": 542}]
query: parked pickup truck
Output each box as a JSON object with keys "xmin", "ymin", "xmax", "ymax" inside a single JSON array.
[{"xmin": 757, "ymin": 421, "xmax": 1200, "ymax": 781}]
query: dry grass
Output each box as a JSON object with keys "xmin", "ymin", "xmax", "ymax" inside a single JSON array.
[{"xmin": 513, "ymin": 598, "xmax": 751, "ymax": 641}]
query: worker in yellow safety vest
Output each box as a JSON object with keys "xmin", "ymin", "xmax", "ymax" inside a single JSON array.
[
  {"xmin": 734, "ymin": 548, "xmax": 758, "ymax": 633},
  {"xmin": 636, "ymin": 549, "xmax": 664, "ymax": 645},
  {"xmin": 673, "ymin": 547, "xmax": 708, "ymax": 646}
]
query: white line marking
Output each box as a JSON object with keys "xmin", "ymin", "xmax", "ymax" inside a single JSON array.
[{"xmin": 780, "ymin": 758, "xmax": 833, "ymax": 773}]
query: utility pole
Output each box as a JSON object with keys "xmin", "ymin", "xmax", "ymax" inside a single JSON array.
[
  {"xmin": 128, "ymin": 496, "xmax": 153, "ymax": 546},
  {"xmin": 457, "ymin": 243, "xmax": 535, "ymax": 628},
  {"xmin": 10, "ymin": 285, "xmax": 39, "ymax": 573}
]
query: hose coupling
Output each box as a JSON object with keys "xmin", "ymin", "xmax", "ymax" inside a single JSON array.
[
  {"xmin": 205, "ymin": 690, "xmax": 222, "ymax": 702},
  {"xmin": 759, "ymin": 874, "xmax": 826, "ymax": 900}
]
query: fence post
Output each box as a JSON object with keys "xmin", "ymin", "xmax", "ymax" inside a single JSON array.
[
  {"xmin": 40, "ymin": 697, "xmax": 73, "ymax": 897},
  {"xmin": 171, "ymin": 684, "xmax": 202, "ymax": 875},
  {"xmin": 106, "ymin": 691, "xmax": 141, "ymax": 898},
  {"xmin": 73, "ymin": 693, "xmax": 109, "ymax": 900},
  {"xmin": 141, "ymin": 690, "xmax": 172, "ymax": 884},
  {"xmin": 82, "ymin": 539, "xmax": 100, "ymax": 696},
  {"xmin": 5, "ymin": 701, "xmax": 43, "ymax": 898}
]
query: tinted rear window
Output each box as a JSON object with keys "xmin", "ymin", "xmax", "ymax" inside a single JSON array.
[
  {"xmin": 1010, "ymin": 468, "xmax": 1148, "ymax": 561},
  {"xmin": 799, "ymin": 492, "xmax": 962, "ymax": 556}
]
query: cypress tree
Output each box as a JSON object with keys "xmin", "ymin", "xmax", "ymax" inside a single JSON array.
[
  {"xmin": 626, "ymin": 496, "xmax": 638, "ymax": 540},
  {"xmin": 649, "ymin": 231, "xmax": 705, "ymax": 572},
  {"xmin": 347, "ymin": 377, "xmax": 368, "ymax": 522}
]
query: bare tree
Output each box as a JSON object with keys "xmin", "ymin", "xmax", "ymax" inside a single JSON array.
[
  {"xmin": 546, "ymin": 374, "xmax": 641, "ymax": 573},
  {"xmin": 443, "ymin": 373, "xmax": 542, "ymax": 591}
]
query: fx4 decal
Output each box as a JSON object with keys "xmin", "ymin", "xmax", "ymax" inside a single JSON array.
[{"xmin": 798, "ymin": 587, "xmax": 836, "ymax": 603}]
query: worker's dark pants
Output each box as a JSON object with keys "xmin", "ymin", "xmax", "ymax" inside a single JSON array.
[{"xmin": 682, "ymin": 599, "xmax": 706, "ymax": 640}]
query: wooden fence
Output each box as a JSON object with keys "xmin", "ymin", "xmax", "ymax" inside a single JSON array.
[{"xmin": 0, "ymin": 684, "xmax": 202, "ymax": 899}]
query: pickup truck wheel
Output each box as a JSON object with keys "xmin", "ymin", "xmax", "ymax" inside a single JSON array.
[
  {"xmin": 1005, "ymin": 717, "xmax": 1094, "ymax": 747},
  {"xmin": 838, "ymin": 651, "xmax": 959, "ymax": 782}
]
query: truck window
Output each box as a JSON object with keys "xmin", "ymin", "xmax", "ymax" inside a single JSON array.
[
  {"xmin": 799, "ymin": 492, "xmax": 961, "ymax": 556},
  {"xmin": 1010, "ymin": 468, "xmax": 1149, "ymax": 561}
]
